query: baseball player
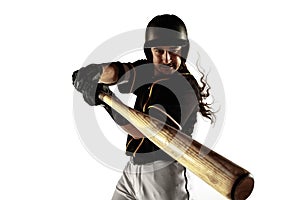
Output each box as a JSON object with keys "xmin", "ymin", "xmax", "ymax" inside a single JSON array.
[{"xmin": 73, "ymin": 14, "xmax": 214, "ymax": 200}]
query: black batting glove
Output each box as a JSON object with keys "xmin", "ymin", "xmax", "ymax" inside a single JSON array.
[
  {"xmin": 82, "ymin": 83, "xmax": 112, "ymax": 106},
  {"xmin": 72, "ymin": 64, "xmax": 103, "ymax": 93},
  {"xmin": 72, "ymin": 64, "xmax": 109, "ymax": 106}
]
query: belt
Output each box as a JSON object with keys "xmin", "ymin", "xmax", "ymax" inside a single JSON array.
[{"xmin": 130, "ymin": 152, "xmax": 174, "ymax": 165}]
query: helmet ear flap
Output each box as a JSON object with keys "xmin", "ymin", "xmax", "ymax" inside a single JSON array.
[{"xmin": 181, "ymin": 42, "xmax": 189, "ymax": 61}]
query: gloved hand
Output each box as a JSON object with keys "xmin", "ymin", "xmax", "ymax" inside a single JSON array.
[
  {"xmin": 82, "ymin": 83, "xmax": 112, "ymax": 106},
  {"xmin": 72, "ymin": 64, "xmax": 110, "ymax": 106},
  {"xmin": 72, "ymin": 64, "xmax": 129, "ymax": 125},
  {"xmin": 72, "ymin": 64, "xmax": 103, "ymax": 93}
]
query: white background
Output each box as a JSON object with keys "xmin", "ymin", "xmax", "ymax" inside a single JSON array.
[{"xmin": 1, "ymin": 0, "xmax": 299, "ymax": 199}]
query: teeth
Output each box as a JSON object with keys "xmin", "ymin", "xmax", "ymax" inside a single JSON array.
[{"xmin": 162, "ymin": 64, "xmax": 172, "ymax": 68}]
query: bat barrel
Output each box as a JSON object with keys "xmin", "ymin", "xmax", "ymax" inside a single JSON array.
[{"xmin": 176, "ymin": 137, "xmax": 254, "ymax": 199}]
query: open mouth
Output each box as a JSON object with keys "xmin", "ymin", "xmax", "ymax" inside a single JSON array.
[{"xmin": 160, "ymin": 63, "xmax": 174, "ymax": 69}]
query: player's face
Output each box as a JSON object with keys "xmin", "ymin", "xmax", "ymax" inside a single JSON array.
[{"xmin": 151, "ymin": 46, "xmax": 182, "ymax": 75}]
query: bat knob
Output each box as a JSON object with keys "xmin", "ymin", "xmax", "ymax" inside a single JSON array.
[{"xmin": 231, "ymin": 173, "xmax": 254, "ymax": 200}]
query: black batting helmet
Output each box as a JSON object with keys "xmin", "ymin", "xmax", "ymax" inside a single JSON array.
[{"xmin": 144, "ymin": 14, "xmax": 190, "ymax": 62}]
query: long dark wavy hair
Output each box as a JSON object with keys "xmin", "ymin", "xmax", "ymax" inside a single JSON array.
[{"xmin": 178, "ymin": 60, "xmax": 215, "ymax": 123}]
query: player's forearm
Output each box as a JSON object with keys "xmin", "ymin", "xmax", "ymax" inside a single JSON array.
[
  {"xmin": 99, "ymin": 64, "xmax": 119, "ymax": 84},
  {"xmin": 120, "ymin": 124, "xmax": 144, "ymax": 139},
  {"xmin": 99, "ymin": 62, "xmax": 132, "ymax": 85}
]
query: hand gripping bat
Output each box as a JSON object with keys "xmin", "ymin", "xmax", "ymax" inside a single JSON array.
[{"xmin": 98, "ymin": 92, "xmax": 254, "ymax": 200}]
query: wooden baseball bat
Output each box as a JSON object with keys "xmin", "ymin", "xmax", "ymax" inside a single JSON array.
[{"xmin": 99, "ymin": 93, "xmax": 254, "ymax": 200}]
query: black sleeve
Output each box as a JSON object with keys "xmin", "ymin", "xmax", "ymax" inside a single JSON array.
[{"xmin": 117, "ymin": 59, "xmax": 153, "ymax": 94}]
